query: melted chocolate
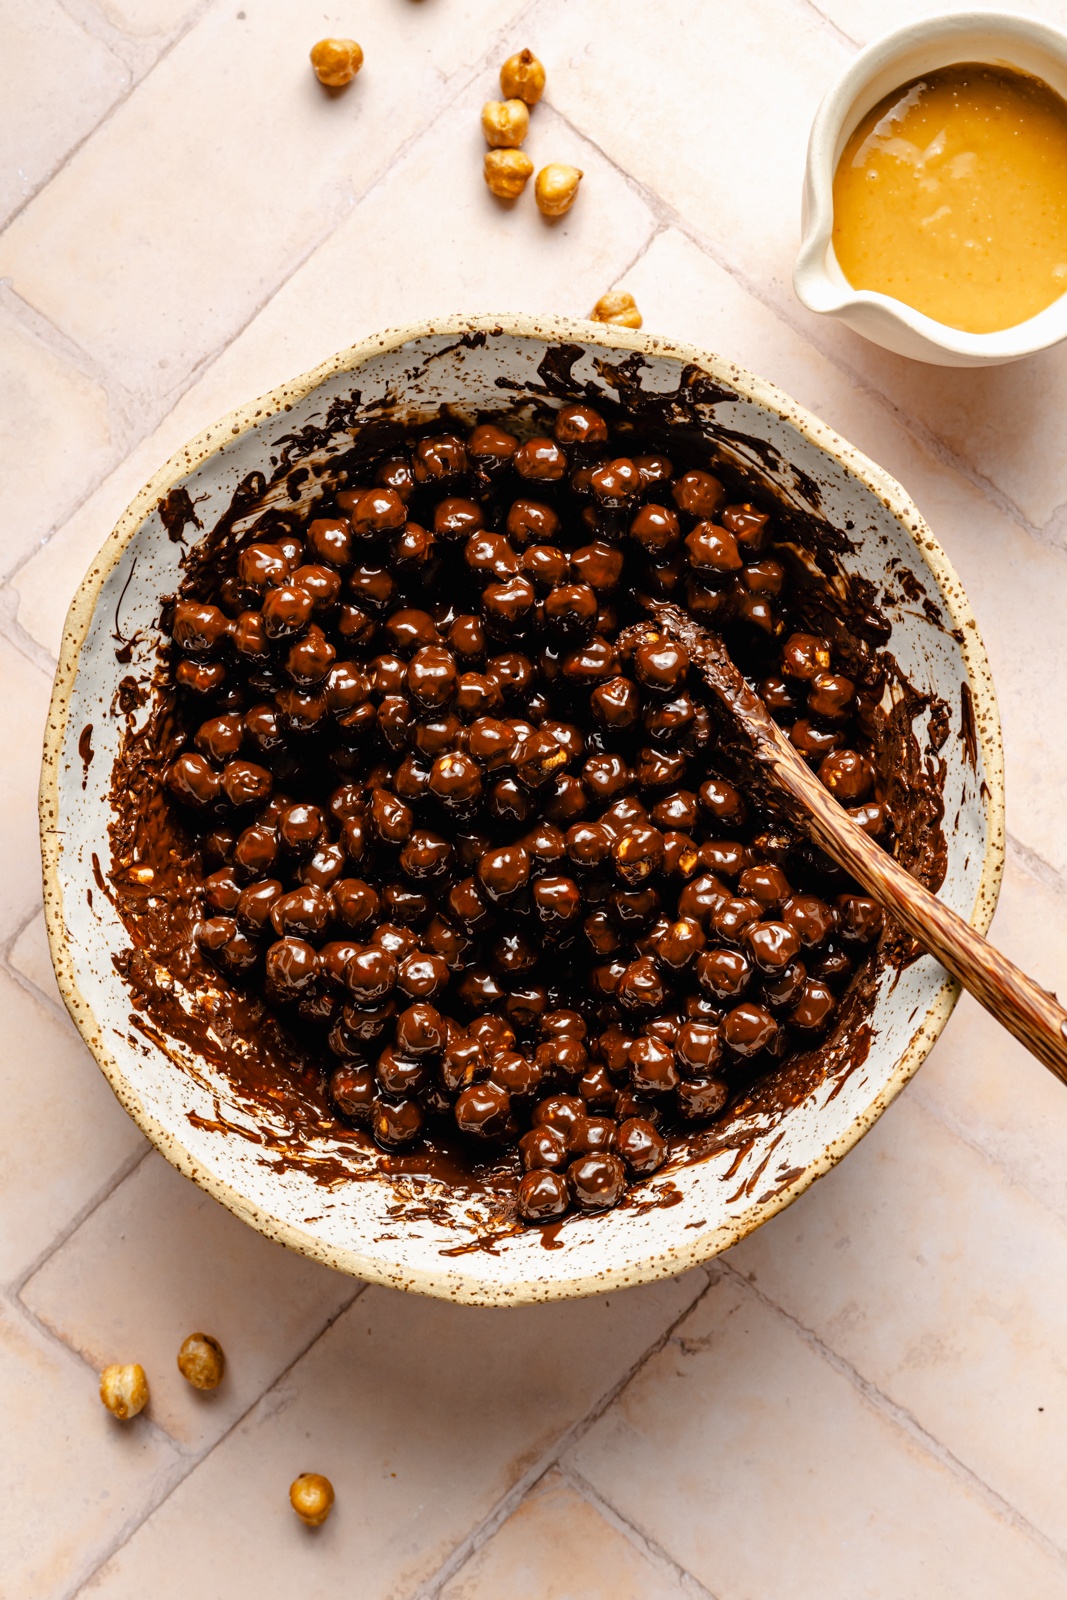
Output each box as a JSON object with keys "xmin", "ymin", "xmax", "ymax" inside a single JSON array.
[{"xmin": 105, "ymin": 358, "xmax": 949, "ymax": 1244}]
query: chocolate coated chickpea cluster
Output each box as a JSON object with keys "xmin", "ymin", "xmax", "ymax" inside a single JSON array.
[{"xmin": 165, "ymin": 403, "xmax": 886, "ymax": 1227}]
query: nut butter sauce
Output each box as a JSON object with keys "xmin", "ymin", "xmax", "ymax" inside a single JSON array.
[{"xmin": 832, "ymin": 63, "xmax": 1067, "ymax": 333}]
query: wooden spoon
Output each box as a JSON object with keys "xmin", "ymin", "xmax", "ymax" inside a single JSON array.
[{"xmin": 641, "ymin": 599, "xmax": 1067, "ymax": 1084}]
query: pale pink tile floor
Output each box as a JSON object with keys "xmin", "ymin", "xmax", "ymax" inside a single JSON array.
[{"xmin": 5, "ymin": 3, "xmax": 1067, "ymax": 1595}]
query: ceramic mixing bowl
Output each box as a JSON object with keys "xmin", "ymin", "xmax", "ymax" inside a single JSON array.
[{"xmin": 40, "ymin": 314, "xmax": 1003, "ymax": 1305}]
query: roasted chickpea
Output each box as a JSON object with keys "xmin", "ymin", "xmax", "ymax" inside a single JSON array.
[
  {"xmin": 290, "ymin": 1472, "xmax": 335, "ymax": 1527},
  {"xmin": 481, "ymin": 98, "xmax": 530, "ymax": 147},
  {"xmin": 484, "ymin": 147, "xmax": 534, "ymax": 200},
  {"xmin": 177, "ymin": 1333, "xmax": 225, "ymax": 1391},
  {"xmin": 500, "ymin": 47, "xmax": 546, "ymax": 105},
  {"xmin": 310, "ymin": 38, "xmax": 363, "ymax": 87},
  {"xmin": 591, "ymin": 290, "xmax": 642, "ymax": 328},
  {"xmin": 100, "ymin": 1363, "xmax": 148, "ymax": 1420},
  {"xmin": 535, "ymin": 163, "xmax": 582, "ymax": 216}
]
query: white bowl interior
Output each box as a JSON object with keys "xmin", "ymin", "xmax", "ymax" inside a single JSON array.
[{"xmin": 46, "ymin": 323, "xmax": 1001, "ymax": 1303}]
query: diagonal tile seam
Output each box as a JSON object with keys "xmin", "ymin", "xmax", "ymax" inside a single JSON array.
[
  {"xmin": 56, "ymin": 0, "xmax": 217, "ymax": 75},
  {"xmin": 557, "ymin": 1460, "xmax": 723, "ymax": 1600},
  {"xmin": 796, "ymin": 0, "xmax": 862, "ymax": 51},
  {"xmin": 0, "ymin": 280, "xmax": 142, "ymax": 443},
  {"xmin": 1, "ymin": 1278, "xmax": 183, "ymax": 1467},
  {"xmin": 414, "ymin": 1267, "xmax": 717, "ymax": 1600},
  {"xmin": 0, "ymin": 586, "xmax": 61, "ymax": 679},
  {"xmin": 717, "ymin": 1259, "xmax": 1067, "ymax": 1573},
  {"xmin": 7, "ymin": 1144, "xmax": 155, "ymax": 1302},
  {"xmin": 2, "ymin": 0, "xmax": 216, "ymax": 238},
  {"xmin": 542, "ymin": 97, "xmax": 1067, "ymax": 563},
  {"xmin": 0, "ymin": 905, "xmax": 70, "ymax": 1027},
  {"xmin": 64, "ymin": 1280, "xmax": 368, "ymax": 1600},
  {"xmin": 0, "ymin": 0, "xmax": 549, "ymax": 602}
]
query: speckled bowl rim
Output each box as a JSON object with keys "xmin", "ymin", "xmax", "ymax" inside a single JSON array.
[{"xmin": 40, "ymin": 313, "xmax": 1005, "ymax": 1305}]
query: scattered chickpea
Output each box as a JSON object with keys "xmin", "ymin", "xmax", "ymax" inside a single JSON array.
[
  {"xmin": 99, "ymin": 1363, "xmax": 149, "ymax": 1421},
  {"xmin": 310, "ymin": 38, "xmax": 364, "ymax": 87},
  {"xmin": 591, "ymin": 290, "xmax": 643, "ymax": 329},
  {"xmin": 484, "ymin": 148, "xmax": 535, "ymax": 200},
  {"xmin": 481, "ymin": 98, "xmax": 530, "ymax": 148},
  {"xmin": 500, "ymin": 47, "xmax": 546, "ymax": 105},
  {"xmin": 177, "ymin": 1332, "xmax": 225, "ymax": 1391},
  {"xmin": 535, "ymin": 163, "xmax": 583, "ymax": 217},
  {"xmin": 290, "ymin": 1472, "xmax": 335, "ymax": 1527}
]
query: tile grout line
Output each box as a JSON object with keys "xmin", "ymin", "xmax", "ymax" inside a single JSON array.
[
  {"xmin": 558, "ymin": 1460, "xmax": 723, "ymax": 1600},
  {"xmin": 542, "ymin": 97, "xmax": 1067, "ymax": 563},
  {"xmin": 416, "ymin": 1268, "xmax": 717, "ymax": 1599},
  {"xmin": 0, "ymin": 0, "xmax": 548, "ymax": 602},
  {"xmin": 793, "ymin": 0, "xmax": 862, "ymax": 51},
  {"xmin": 65, "ymin": 1280, "xmax": 369, "ymax": 1600},
  {"xmin": 7, "ymin": 1144, "xmax": 155, "ymax": 1302},
  {"xmin": 719, "ymin": 1260, "xmax": 1067, "ymax": 1571},
  {"xmin": 1, "ymin": 0, "xmax": 214, "ymax": 239}
]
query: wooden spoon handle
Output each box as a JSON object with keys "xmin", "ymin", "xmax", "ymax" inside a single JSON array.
[
  {"xmin": 764, "ymin": 725, "xmax": 1067, "ymax": 1083},
  {"xmin": 647, "ymin": 601, "xmax": 1067, "ymax": 1084}
]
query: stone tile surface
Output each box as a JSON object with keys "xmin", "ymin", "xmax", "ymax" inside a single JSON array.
[
  {"xmin": 570, "ymin": 1271, "xmax": 1067, "ymax": 1600},
  {"xmin": 0, "ymin": 1294, "xmax": 178, "ymax": 1600},
  {"xmin": 0, "ymin": 0, "xmax": 129, "ymax": 228},
  {"xmin": 6, "ymin": 3, "xmax": 1067, "ymax": 1596},
  {"xmin": 0, "ymin": 0, "xmax": 532, "ymax": 411},
  {"xmin": 440, "ymin": 1469, "xmax": 692, "ymax": 1600},
  {"xmin": 0, "ymin": 308, "xmax": 115, "ymax": 581},
  {"xmin": 11, "ymin": 96, "xmax": 656, "ymax": 657},
  {"xmin": 732, "ymin": 1090, "xmax": 1067, "ymax": 1550},
  {"xmin": 0, "ymin": 632, "xmax": 63, "ymax": 928},
  {"xmin": 22, "ymin": 1152, "xmax": 361, "ymax": 1449},
  {"xmin": 82, "ymin": 1272, "xmax": 705, "ymax": 1599},
  {"xmin": 0, "ymin": 968, "xmax": 148, "ymax": 1285}
]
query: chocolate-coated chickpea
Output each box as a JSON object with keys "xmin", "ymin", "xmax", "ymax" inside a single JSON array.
[
  {"xmin": 722, "ymin": 502, "xmax": 770, "ymax": 550},
  {"xmin": 175, "ymin": 659, "xmax": 227, "ymax": 694},
  {"xmin": 455, "ymin": 1081, "xmax": 512, "ymax": 1140},
  {"xmin": 675, "ymin": 1019, "xmax": 722, "ymax": 1075},
  {"xmin": 399, "ymin": 829, "xmax": 452, "ymax": 879},
  {"xmin": 591, "ymin": 290, "xmax": 642, "ymax": 328},
  {"xmin": 790, "ymin": 719, "xmax": 843, "ymax": 759},
  {"xmin": 331, "ymin": 1063, "xmax": 375, "ymax": 1122},
  {"xmin": 264, "ymin": 937, "xmax": 318, "ymax": 1000},
  {"xmin": 761, "ymin": 957, "xmax": 808, "ymax": 1008},
  {"xmin": 791, "ymin": 979, "xmax": 837, "ymax": 1032},
  {"xmin": 397, "ymin": 951, "xmax": 449, "ymax": 1000},
  {"xmin": 476, "ymin": 843, "xmax": 530, "ymax": 901},
  {"xmin": 500, "ymin": 47, "xmax": 546, "ymax": 104},
  {"xmin": 543, "ymin": 582, "xmax": 598, "ymax": 632},
  {"xmin": 532, "ymin": 874, "xmax": 582, "ymax": 933},
  {"xmin": 514, "ymin": 437, "xmax": 568, "ymax": 481},
  {"xmin": 221, "ymin": 759, "xmax": 273, "ymax": 808},
  {"xmin": 630, "ymin": 502, "xmax": 681, "ymax": 554},
  {"xmin": 507, "ymin": 498, "xmax": 560, "ymax": 545},
  {"xmin": 781, "ymin": 632, "xmax": 832, "ymax": 680},
  {"xmin": 590, "ymin": 458, "xmax": 640, "ymax": 503},
  {"xmin": 685, "ymin": 521, "xmax": 742, "ymax": 574},
  {"xmin": 633, "ymin": 636, "xmax": 689, "ymax": 693},
  {"xmin": 344, "ymin": 946, "xmax": 397, "ymax": 1005},
  {"xmin": 571, "ymin": 541, "xmax": 623, "ymax": 591},
  {"xmin": 818, "ymin": 747, "xmax": 875, "ymax": 803},
  {"xmin": 517, "ymin": 1169, "xmax": 570, "ymax": 1221},
  {"xmin": 676, "ymin": 1076, "xmax": 729, "ymax": 1121},
  {"xmin": 781, "ymin": 893, "xmax": 836, "ymax": 947},
  {"xmin": 535, "ymin": 163, "xmax": 582, "ymax": 216},
  {"xmin": 522, "ymin": 544, "xmax": 569, "ymax": 589},
  {"xmin": 746, "ymin": 920, "xmax": 802, "ymax": 973},
  {"xmin": 194, "ymin": 714, "xmax": 243, "ymax": 763},
  {"xmin": 335, "ymin": 883, "xmax": 382, "ymax": 934},
  {"xmin": 520, "ymin": 1125, "xmax": 569, "ymax": 1172},
  {"xmin": 308, "ymin": 516, "xmax": 354, "ymax": 568},
  {"xmin": 168, "ymin": 752, "xmax": 221, "ymax": 807},
  {"xmin": 172, "ymin": 599, "xmax": 231, "ymax": 656},
  {"xmin": 613, "ymin": 822, "xmax": 665, "ymax": 885},
  {"xmin": 654, "ymin": 916, "xmax": 705, "ymax": 971},
  {"xmin": 616, "ymin": 1117, "xmax": 665, "ymax": 1173},
  {"xmin": 808, "ymin": 671, "xmax": 855, "ymax": 721},
  {"xmin": 372, "ymin": 1096, "xmax": 424, "ymax": 1149},
  {"xmin": 483, "ymin": 574, "xmax": 536, "ymax": 625},
  {"xmin": 723, "ymin": 1001, "xmax": 778, "ymax": 1057},
  {"xmin": 590, "ymin": 676, "xmax": 640, "ymax": 729},
  {"xmin": 468, "ymin": 423, "xmax": 519, "ymax": 461},
  {"xmin": 696, "ymin": 946, "xmax": 752, "ymax": 1000},
  {"xmin": 237, "ymin": 543, "xmax": 289, "ymax": 589},
  {"xmin": 628, "ymin": 1035, "xmax": 680, "ymax": 1094},
  {"xmin": 413, "ymin": 434, "xmax": 468, "ymax": 483},
  {"xmin": 835, "ymin": 894, "xmax": 883, "ymax": 943},
  {"xmin": 616, "ymin": 956, "xmax": 667, "ymax": 1014},
  {"xmin": 481, "ymin": 97, "xmax": 530, "ymax": 147}
]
